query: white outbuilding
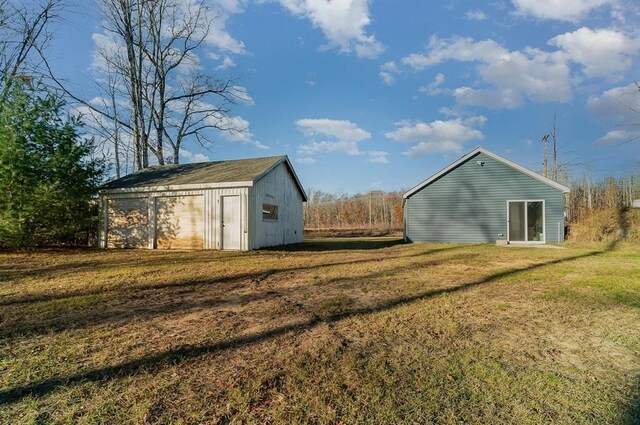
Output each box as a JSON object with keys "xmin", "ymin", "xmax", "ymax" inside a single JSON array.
[{"xmin": 98, "ymin": 155, "xmax": 306, "ymax": 250}]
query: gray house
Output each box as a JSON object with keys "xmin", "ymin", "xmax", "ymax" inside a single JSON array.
[
  {"xmin": 99, "ymin": 155, "xmax": 306, "ymax": 250},
  {"xmin": 403, "ymin": 147, "xmax": 570, "ymax": 244}
]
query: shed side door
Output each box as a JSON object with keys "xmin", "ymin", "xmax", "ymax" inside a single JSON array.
[
  {"xmin": 221, "ymin": 195, "xmax": 241, "ymax": 250},
  {"xmin": 155, "ymin": 195, "xmax": 204, "ymax": 249},
  {"xmin": 107, "ymin": 197, "xmax": 149, "ymax": 248}
]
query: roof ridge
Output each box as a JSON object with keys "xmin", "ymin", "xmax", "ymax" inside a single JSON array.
[{"xmin": 140, "ymin": 154, "xmax": 286, "ymax": 168}]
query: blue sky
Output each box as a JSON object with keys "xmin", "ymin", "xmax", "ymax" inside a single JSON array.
[{"xmin": 49, "ymin": 0, "xmax": 640, "ymax": 193}]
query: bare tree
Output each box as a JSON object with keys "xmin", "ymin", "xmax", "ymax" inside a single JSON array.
[
  {"xmin": 80, "ymin": 70, "xmax": 132, "ymax": 178},
  {"xmin": 0, "ymin": 0, "xmax": 62, "ymax": 104},
  {"xmin": 46, "ymin": 0, "xmax": 244, "ymax": 171}
]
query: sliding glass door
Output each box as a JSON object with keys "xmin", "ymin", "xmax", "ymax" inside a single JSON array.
[{"xmin": 507, "ymin": 201, "xmax": 545, "ymax": 243}]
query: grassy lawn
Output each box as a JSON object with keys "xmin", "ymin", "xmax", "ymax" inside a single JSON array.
[{"xmin": 0, "ymin": 238, "xmax": 639, "ymax": 424}]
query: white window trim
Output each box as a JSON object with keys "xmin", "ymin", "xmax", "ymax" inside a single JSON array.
[{"xmin": 506, "ymin": 199, "xmax": 546, "ymax": 244}]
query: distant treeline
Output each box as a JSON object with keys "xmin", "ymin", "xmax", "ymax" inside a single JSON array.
[{"xmin": 303, "ymin": 190, "xmax": 405, "ymax": 230}]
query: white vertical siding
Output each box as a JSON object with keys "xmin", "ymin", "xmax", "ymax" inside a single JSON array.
[
  {"xmin": 204, "ymin": 190, "xmax": 214, "ymax": 249},
  {"xmin": 100, "ymin": 187, "xmax": 249, "ymax": 250},
  {"xmin": 98, "ymin": 164, "xmax": 305, "ymax": 251},
  {"xmin": 99, "ymin": 195, "xmax": 107, "ymax": 248},
  {"xmin": 248, "ymin": 162, "xmax": 304, "ymax": 249}
]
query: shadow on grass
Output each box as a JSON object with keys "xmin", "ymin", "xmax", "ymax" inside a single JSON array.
[
  {"xmin": 623, "ymin": 374, "xmax": 640, "ymax": 424},
  {"xmin": 0, "ymin": 241, "xmax": 619, "ymax": 405},
  {"xmin": 263, "ymin": 237, "xmax": 406, "ymax": 252},
  {"xmin": 0, "ymin": 243, "xmax": 458, "ymax": 307},
  {"xmin": 0, "ymin": 238, "xmax": 404, "ymax": 283},
  {"xmin": 0, "ymin": 245, "xmax": 469, "ymax": 336},
  {"xmin": 0, "ymin": 249, "xmax": 249, "ymax": 283}
]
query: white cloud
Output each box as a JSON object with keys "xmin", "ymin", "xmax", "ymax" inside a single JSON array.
[
  {"xmin": 231, "ymin": 85, "xmax": 255, "ymax": 105},
  {"xmin": 296, "ymin": 157, "xmax": 317, "ymax": 164},
  {"xmin": 201, "ymin": 0, "xmax": 247, "ymax": 54},
  {"xmin": 379, "ymin": 61, "xmax": 400, "ymax": 85},
  {"xmin": 549, "ymin": 27, "xmax": 640, "ymax": 78},
  {"xmin": 587, "ymin": 83, "xmax": 639, "ymax": 119},
  {"xmin": 595, "ymin": 129, "xmax": 639, "ymax": 144},
  {"xmin": 587, "ymin": 83, "xmax": 640, "ymax": 144},
  {"xmin": 511, "ymin": 0, "xmax": 614, "ymax": 22},
  {"xmin": 216, "ymin": 56, "xmax": 237, "ymax": 70},
  {"xmin": 465, "ymin": 9, "xmax": 487, "ymax": 20},
  {"xmin": 354, "ymin": 35, "xmax": 386, "ymax": 58},
  {"xmin": 91, "ymin": 32, "xmax": 125, "ymax": 73},
  {"xmin": 298, "ymin": 140, "xmax": 362, "ymax": 156},
  {"xmin": 403, "ymin": 36, "xmax": 572, "ymax": 107},
  {"xmin": 367, "ymin": 151, "xmax": 389, "ymax": 164},
  {"xmin": 180, "ymin": 148, "xmax": 211, "ymax": 163},
  {"xmin": 217, "ymin": 115, "xmax": 270, "ymax": 149},
  {"xmin": 403, "ymin": 37, "xmax": 508, "ymax": 70},
  {"xmin": 296, "ymin": 118, "xmax": 371, "ymax": 142},
  {"xmin": 438, "ymin": 106, "xmax": 460, "ymax": 117},
  {"xmin": 215, "ymin": 0, "xmax": 247, "ymax": 14},
  {"xmin": 295, "ymin": 118, "xmax": 371, "ymax": 157},
  {"xmin": 385, "ymin": 116, "xmax": 486, "ymax": 157},
  {"xmin": 279, "ymin": 0, "xmax": 385, "ymax": 58},
  {"xmin": 419, "ymin": 72, "xmax": 447, "ymax": 95},
  {"xmin": 453, "ymin": 86, "xmax": 523, "ymax": 109},
  {"xmin": 305, "ymin": 71, "xmax": 317, "ymax": 87}
]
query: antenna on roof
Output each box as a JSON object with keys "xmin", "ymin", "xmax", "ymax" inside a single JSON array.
[{"xmin": 541, "ymin": 134, "xmax": 549, "ymax": 178}]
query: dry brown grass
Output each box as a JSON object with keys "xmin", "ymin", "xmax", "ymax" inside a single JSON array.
[
  {"xmin": 304, "ymin": 228, "xmax": 403, "ymax": 238},
  {"xmin": 568, "ymin": 207, "xmax": 640, "ymax": 242},
  {"xmin": 0, "ymin": 238, "xmax": 639, "ymax": 423}
]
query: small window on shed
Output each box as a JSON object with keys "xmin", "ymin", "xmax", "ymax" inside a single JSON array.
[{"xmin": 262, "ymin": 204, "xmax": 278, "ymax": 221}]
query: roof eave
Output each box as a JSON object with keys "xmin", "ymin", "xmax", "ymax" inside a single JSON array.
[{"xmin": 99, "ymin": 180, "xmax": 255, "ymax": 194}]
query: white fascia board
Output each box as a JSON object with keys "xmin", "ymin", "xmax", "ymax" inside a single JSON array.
[
  {"xmin": 403, "ymin": 147, "xmax": 569, "ymax": 199},
  {"xmin": 100, "ymin": 180, "xmax": 254, "ymax": 195},
  {"xmin": 252, "ymin": 156, "xmax": 308, "ymax": 202}
]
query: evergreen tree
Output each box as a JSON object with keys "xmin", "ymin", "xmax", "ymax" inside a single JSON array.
[{"xmin": 0, "ymin": 80, "xmax": 104, "ymax": 247}]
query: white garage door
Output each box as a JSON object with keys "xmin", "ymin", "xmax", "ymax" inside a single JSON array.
[
  {"xmin": 107, "ymin": 197, "xmax": 149, "ymax": 248},
  {"xmin": 155, "ymin": 195, "xmax": 204, "ymax": 249}
]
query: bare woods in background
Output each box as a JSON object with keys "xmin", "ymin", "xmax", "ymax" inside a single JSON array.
[
  {"xmin": 567, "ymin": 176, "xmax": 639, "ymax": 241},
  {"xmin": 303, "ymin": 190, "xmax": 404, "ymax": 235}
]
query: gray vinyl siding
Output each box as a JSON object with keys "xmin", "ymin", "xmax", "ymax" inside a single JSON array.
[{"xmin": 405, "ymin": 153, "xmax": 566, "ymax": 243}]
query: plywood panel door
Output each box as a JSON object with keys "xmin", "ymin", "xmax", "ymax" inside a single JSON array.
[
  {"xmin": 107, "ymin": 198, "xmax": 149, "ymax": 248},
  {"xmin": 155, "ymin": 195, "xmax": 204, "ymax": 249},
  {"xmin": 221, "ymin": 195, "xmax": 241, "ymax": 250}
]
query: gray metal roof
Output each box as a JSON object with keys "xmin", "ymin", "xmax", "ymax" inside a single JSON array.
[{"xmin": 101, "ymin": 155, "xmax": 307, "ymax": 200}]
